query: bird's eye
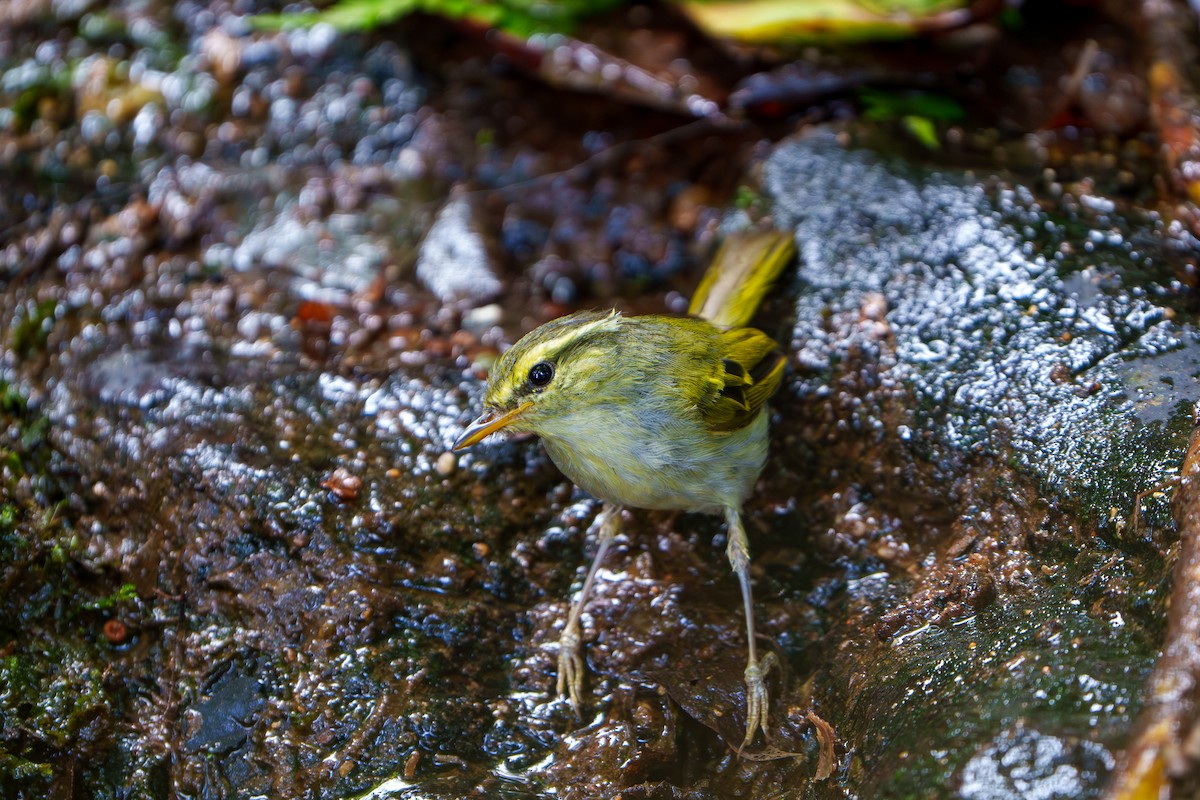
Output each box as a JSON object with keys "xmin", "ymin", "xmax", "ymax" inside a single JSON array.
[{"xmin": 527, "ymin": 362, "xmax": 554, "ymax": 388}]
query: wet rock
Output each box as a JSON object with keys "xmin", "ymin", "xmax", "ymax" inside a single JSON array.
[
  {"xmin": 185, "ymin": 667, "xmax": 264, "ymax": 754},
  {"xmin": 2, "ymin": 3, "xmax": 1196, "ymax": 798},
  {"xmin": 769, "ymin": 134, "xmax": 1187, "ymax": 513},
  {"xmin": 749, "ymin": 134, "xmax": 1184, "ymax": 800},
  {"xmin": 959, "ymin": 723, "xmax": 1114, "ymax": 800},
  {"xmin": 84, "ymin": 350, "xmax": 177, "ymax": 409},
  {"xmin": 229, "ymin": 191, "xmax": 394, "ymax": 301},
  {"xmin": 415, "ymin": 197, "xmax": 502, "ymax": 305}
]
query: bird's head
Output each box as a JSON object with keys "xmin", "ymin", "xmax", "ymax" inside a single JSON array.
[{"xmin": 453, "ymin": 310, "xmax": 624, "ymax": 450}]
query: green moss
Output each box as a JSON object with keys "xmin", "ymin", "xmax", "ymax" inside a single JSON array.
[
  {"xmin": 0, "ymin": 749, "xmax": 54, "ymax": 782},
  {"xmin": 734, "ymin": 184, "xmax": 766, "ymax": 212},
  {"xmin": 0, "ymin": 379, "xmax": 128, "ymax": 793},
  {"xmin": 3, "ymin": 63, "xmax": 72, "ymax": 133},
  {"xmin": 10, "ymin": 298, "xmax": 58, "ymax": 360},
  {"xmin": 1, "ymin": 651, "xmax": 110, "ymax": 748},
  {"xmin": 0, "ymin": 381, "xmax": 57, "ymax": 508},
  {"xmin": 83, "ymin": 583, "xmax": 140, "ymax": 611},
  {"xmin": 0, "ymin": 503, "xmax": 23, "ymax": 558},
  {"xmin": 1058, "ymin": 399, "xmax": 1194, "ymax": 538}
]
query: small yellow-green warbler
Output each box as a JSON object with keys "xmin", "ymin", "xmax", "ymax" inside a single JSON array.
[{"xmin": 455, "ymin": 231, "xmax": 794, "ymax": 750}]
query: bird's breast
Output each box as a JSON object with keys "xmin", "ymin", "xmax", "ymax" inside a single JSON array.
[{"xmin": 537, "ymin": 404, "xmax": 768, "ymax": 513}]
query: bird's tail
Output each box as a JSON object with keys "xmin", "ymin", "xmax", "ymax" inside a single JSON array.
[{"xmin": 687, "ymin": 229, "xmax": 796, "ymax": 330}]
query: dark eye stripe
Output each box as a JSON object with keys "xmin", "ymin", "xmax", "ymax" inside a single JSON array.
[{"xmin": 528, "ymin": 362, "xmax": 554, "ymax": 388}]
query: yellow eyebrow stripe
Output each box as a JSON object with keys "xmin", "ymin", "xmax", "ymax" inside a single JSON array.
[{"xmin": 520, "ymin": 311, "xmax": 621, "ymax": 365}]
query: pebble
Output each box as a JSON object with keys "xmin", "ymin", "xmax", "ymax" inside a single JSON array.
[
  {"xmin": 462, "ymin": 303, "xmax": 502, "ymax": 334},
  {"xmin": 435, "ymin": 451, "xmax": 457, "ymax": 476},
  {"xmin": 415, "ymin": 198, "xmax": 501, "ymax": 303}
]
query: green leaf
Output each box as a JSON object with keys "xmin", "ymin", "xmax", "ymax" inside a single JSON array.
[
  {"xmin": 252, "ymin": 0, "xmax": 421, "ymax": 31},
  {"xmin": 251, "ymin": 0, "xmax": 622, "ymax": 36},
  {"xmin": 677, "ymin": 0, "xmax": 966, "ymax": 44},
  {"xmin": 858, "ymin": 87, "xmax": 963, "ymax": 122},
  {"xmin": 902, "ymin": 114, "xmax": 939, "ymax": 149}
]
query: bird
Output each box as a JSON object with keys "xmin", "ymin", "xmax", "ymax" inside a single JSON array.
[{"xmin": 453, "ymin": 230, "xmax": 794, "ymax": 751}]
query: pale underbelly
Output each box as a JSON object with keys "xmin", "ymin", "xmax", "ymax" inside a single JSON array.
[{"xmin": 540, "ymin": 412, "xmax": 768, "ymax": 513}]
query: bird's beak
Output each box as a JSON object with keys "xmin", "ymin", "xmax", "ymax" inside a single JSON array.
[{"xmin": 453, "ymin": 403, "xmax": 532, "ymax": 450}]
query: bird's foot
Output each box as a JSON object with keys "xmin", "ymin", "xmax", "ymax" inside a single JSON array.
[
  {"xmin": 740, "ymin": 651, "xmax": 778, "ymax": 753},
  {"xmin": 555, "ymin": 617, "xmax": 585, "ymax": 718}
]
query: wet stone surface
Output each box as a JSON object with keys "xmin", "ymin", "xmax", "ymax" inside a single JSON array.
[
  {"xmin": 3, "ymin": 133, "xmax": 1187, "ymax": 798},
  {"xmin": 0, "ymin": 3, "xmax": 1197, "ymax": 800},
  {"xmin": 773, "ymin": 137, "xmax": 1191, "ymax": 514},
  {"xmin": 754, "ymin": 137, "xmax": 1190, "ymax": 798}
]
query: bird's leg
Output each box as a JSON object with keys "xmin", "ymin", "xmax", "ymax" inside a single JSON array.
[
  {"xmin": 557, "ymin": 502, "xmax": 621, "ymax": 718},
  {"xmin": 725, "ymin": 505, "xmax": 776, "ymax": 752}
]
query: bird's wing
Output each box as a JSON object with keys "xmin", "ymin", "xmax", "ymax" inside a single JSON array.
[{"xmin": 698, "ymin": 327, "xmax": 785, "ymax": 433}]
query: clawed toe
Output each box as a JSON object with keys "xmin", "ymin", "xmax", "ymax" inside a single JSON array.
[
  {"xmin": 740, "ymin": 651, "xmax": 778, "ymax": 753},
  {"xmin": 556, "ymin": 620, "xmax": 584, "ymax": 718}
]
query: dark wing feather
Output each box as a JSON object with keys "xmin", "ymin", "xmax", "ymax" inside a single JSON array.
[{"xmin": 700, "ymin": 327, "xmax": 785, "ymax": 433}]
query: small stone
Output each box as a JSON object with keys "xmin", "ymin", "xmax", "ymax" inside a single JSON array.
[
  {"xmin": 462, "ymin": 303, "xmax": 501, "ymax": 334},
  {"xmin": 201, "ymin": 29, "xmax": 243, "ymax": 86},
  {"xmin": 416, "ymin": 197, "xmax": 501, "ymax": 303},
  {"xmin": 861, "ymin": 292, "xmax": 888, "ymax": 322},
  {"xmin": 435, "ymin": 451, "xmax": 457, "ymax": 476},
  {"xmin": 1048, "ymin": 363, "xmax": 1073, "ymax": 384},
  {"xmin": 321, "ymin": 467, "xmax": 362, "ymax": 501}
]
